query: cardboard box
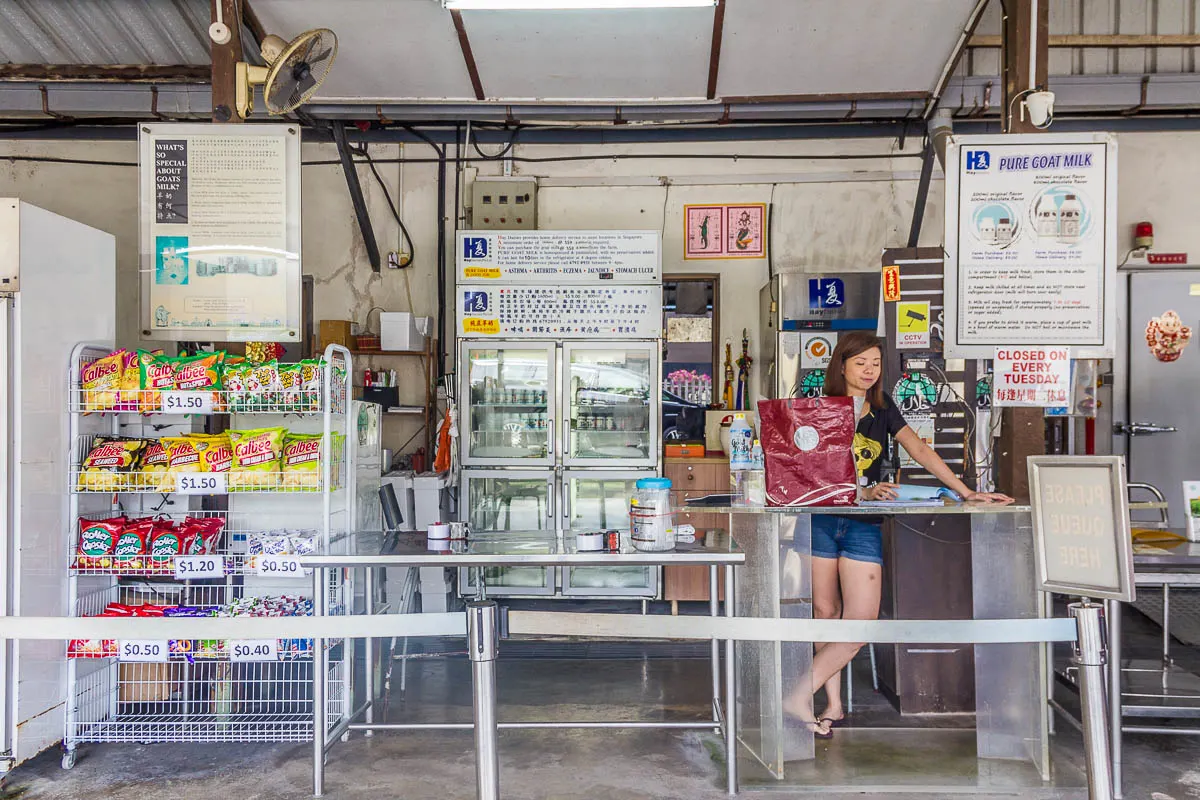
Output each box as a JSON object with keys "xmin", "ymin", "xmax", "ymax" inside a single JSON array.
[
  {"xmin": 118, "ymin": 662, "xmax": 179, "ymax": 703},
  {"xmin": 705, "ymin": 410, "xmax": 757, "ymax": 454},
  {"xmin": 319, "ymin": 320, "xmax": 355, "ymax": 352},
  {"xmin": 380, "ymin": 312, "xmax": 430, "ymax": 352}
]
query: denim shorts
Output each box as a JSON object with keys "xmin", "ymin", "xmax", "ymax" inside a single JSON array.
[{"xmin": 808, "ymin": 514, "xmax": 884, "ymax": 565}]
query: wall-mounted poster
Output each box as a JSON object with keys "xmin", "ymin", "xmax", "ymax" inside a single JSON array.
[
  {"xmin": 684, "ymin": 203, "xmax": 767, "ymax": 259},
  {"xmin": 943, "ymin": 133, "xmax": 1117, "ymax": 359},
  {"xmin": 139, "ymin": 123, "xmax": 302, "ymax": 342}
]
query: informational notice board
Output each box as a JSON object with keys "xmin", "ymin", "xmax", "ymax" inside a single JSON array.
[
  {"xmin": 139, "ymin": 123, "xmax": 302, "ymax": 341},
  {"xmin": 456, "ymin": 230, "xmax": 661, "ymax": 284},
  {"xmin": 943, "ymin": 133, "xmax": 1117, "ymax": 359},
  {"xmin": 1028, "ymin": 455, "xmax": 1134, "ymax": 601},
  {"xmin": 457, "ymin": 284, "xmax": 661, "ymax": 339}
]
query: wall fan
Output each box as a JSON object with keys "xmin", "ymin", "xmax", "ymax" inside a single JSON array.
[{"xmin": 235, "ymin": 28, "xmax": 338, "ymax": 118}]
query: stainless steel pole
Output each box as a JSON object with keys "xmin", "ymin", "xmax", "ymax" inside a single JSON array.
[
  {"xmin": 710, "ymin": 564, "xmax": 721, "ymax": 733},
  {"xmin": 1107, "ymin": 599, "xmax": 1123, "ymax": 799},
  {"xmin": 724, "ymin": 564, "xmax": 738, "ymax": 796},
  {"xmin": 364, "ymin": 566, "xmax": 376, "ymax": 736},
  {"xmin": 1071, "ymin": 602, "xmax": 1114, "ymax": 800},
  {"xmin": 312, "ymin": 567, "xmax": 327, "ymax": 797},
  {"xmin": 468, "ymin": 601, "xmax": 500, "ymax": 800}
]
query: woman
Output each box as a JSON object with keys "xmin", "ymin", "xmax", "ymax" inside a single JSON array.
[{"xmin": 783, "ymin": 332, "xmax": 1011, "ymax": 736}]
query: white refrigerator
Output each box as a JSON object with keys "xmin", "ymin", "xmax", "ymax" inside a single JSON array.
[
  {"xmin": 454, "ymin": 230, "xmax": 663, "ymax": 599},
  {"xmin": 0, "ymin": 200, "xmax": 115, "ymax": 771}
]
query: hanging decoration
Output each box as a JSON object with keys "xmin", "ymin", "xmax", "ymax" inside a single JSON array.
[
  {"xmin": 735, "ymin": 328, "xmax": 753, "ymax": 411},
  {"xmin": 1146, "ymin": 310, "xmax": 1192, "ymax": 363},
  {"xmin": 722, "ymin": 339, "xmax": 734, "ymax": 409}
]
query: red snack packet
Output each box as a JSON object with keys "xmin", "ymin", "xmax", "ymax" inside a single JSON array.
[
  {"xmin": 757, "ymin": 397, "xmax": 858, "ymax": 506},
  {"xmin": 149, "ymin": 520, "xmax": 183, "ymax": 567},
  {"xmin": 102, "ymin": 603, "xmax": 139, "ymax": 617},
  {"xmin": 76, "ymin": 516, "xmax": 125, "ymax": 569},
  {"xmin": 196, "ymin": 517, "xmax": 226, "ymax": 554},
  {"xmin": 113, "ymin": 519, "xmax": 152, "ymax": 571},
  {"xmin": 68, "ymin": 639, "xmax": 117, "ymax": 658}
]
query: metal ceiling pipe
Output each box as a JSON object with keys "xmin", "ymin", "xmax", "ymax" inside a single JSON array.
[{"xmin": 928, "ymin": 107, "xmax": 953, "ymax": 169}]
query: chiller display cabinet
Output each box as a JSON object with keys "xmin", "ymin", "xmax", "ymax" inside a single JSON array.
[{"xmin": 455, "ymin": 230, "xmax": 663, "ymax": 598}]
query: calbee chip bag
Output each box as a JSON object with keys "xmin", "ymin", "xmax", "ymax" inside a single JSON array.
[{"xmin": 228, "ymin": 427, "xmax": 285, "ymax": 491}]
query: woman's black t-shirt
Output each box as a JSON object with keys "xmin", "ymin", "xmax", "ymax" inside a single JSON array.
[{"xmin": 851, "ymin": 392, "xmax": 909, "ymax": 486}]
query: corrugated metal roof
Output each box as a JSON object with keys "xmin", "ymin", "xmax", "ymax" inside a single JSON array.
[
  {"xmin": 0, "ymin": 0, "xmax": 211, "ymax": 65},
  {"xmin": 962, "ymin": 0, "xmax": 1200, "ymax": 77}
]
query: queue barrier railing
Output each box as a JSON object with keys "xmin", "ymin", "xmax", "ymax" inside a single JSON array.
[{"xmin": 0, "ymin": 604, "xmax": 1110, "ymax": 800}]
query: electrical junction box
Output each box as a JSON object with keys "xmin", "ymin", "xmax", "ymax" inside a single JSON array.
[{"xmin": 470, "ymin": 177, "xmax": 537, "ymax": 230}]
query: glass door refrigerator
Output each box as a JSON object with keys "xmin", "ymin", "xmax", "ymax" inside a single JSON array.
[{"xmin": 455, "ymin": 230, "xmax": 663, "ymax": 599}]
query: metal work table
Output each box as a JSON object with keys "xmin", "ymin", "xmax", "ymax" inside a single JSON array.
[
  {"xmin": 1100, "ymin": 533, "xmax": 1200, "ymax": 799},
  {"xmin": 299, "ymin": 530, "xmax": 746, "ymax": 797}
]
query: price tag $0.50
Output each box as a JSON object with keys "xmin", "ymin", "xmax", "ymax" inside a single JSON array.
[
  {"xmin": 256, "ymin": 555, "xmax": 303, "ymax": 577},
  {"xmin": 119, "ymin": 640, "xmax": 169, "ymax": 662}
]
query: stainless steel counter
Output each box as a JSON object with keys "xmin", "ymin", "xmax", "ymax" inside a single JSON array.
[
  {"xmin": 727, "ymin": 506, "xmax": 1052, "ymax": 790},
  {"xmin": 302, "ymin": 530, "xmax": 744, "ymax": 569}
]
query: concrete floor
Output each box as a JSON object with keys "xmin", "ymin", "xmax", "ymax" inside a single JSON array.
[{"xmin": 7, "ymin": 609, "xmax": 1200, "ymax": 800}]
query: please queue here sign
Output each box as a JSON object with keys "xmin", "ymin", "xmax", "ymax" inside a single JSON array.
[{"xmin": 1029, "ymin": 457, "xmax": 1134, "ymax": 602}]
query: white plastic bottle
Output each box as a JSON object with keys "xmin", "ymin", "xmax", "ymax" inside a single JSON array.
[
  {"xmin": 1058, "ymin": 194, "xmax": 1082, "ymax": 243},
  {"xmin": 1035, "ymin": 196, "xmax": 1060, "ymax": 239},
  {"xmin": 729, "ymin": 413, "xmax": 753, "ymax": 471},
  {"xmin": 745, "ymin": 439, "xmax": 766, "ymax": 506}
]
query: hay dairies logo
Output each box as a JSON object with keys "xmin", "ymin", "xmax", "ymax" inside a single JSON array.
[
  {"xmin": 965, "ymin": 150, "xmax": 991, "ymax": 172},
  {"xmin": 463, "ymin": 237, "xmax": 489, "ymax": 260}
]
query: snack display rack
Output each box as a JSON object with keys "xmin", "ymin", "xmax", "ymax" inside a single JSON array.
[{"xmin": 61, "ymin": 343, "xmax": 356, "ymax": 768}]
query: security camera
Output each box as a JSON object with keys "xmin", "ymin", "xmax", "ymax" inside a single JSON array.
[{"xmin": 1023, "ymin": 91, "xmax": 1055, "ymax": 128}]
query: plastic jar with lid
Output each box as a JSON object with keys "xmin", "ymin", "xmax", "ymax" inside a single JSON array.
[{"xmin": 630, "ymin": 477, "xmax": 675, "ymax": 552}]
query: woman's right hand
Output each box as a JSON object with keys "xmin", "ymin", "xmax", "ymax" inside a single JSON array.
[{"xmin": 862, "ymin": 482, "xmax": 900, "ymax": 501}]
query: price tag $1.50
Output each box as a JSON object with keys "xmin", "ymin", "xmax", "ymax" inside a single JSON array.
[
  {"xmin": 256, "ymin": 555, "xmax": 303, "ymax": 577},
  {"xmin": 176, "ymin": 473, "xmax": 227, "ymax": 495},
  {"xmin": 161, "ymin": 390, "xmax": 213, "ymax": 415},
  {"xmin": 230, "ymin": 639, "xmax": 278, "ymax": 662},
  {"xmin": 118, "ymin": 640, "xmax": 169, "ymax": 662}
]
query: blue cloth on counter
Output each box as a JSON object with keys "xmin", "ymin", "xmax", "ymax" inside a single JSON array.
[{"xmin": 891, "ymin": 484, "xmax": 961, "ymax": 501}]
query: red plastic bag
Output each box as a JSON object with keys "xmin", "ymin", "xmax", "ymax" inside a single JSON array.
[{"xmin": 756, "ymin": 397, "xmax": 857, "ymax": 506}]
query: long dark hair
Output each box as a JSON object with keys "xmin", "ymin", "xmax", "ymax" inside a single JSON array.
[{"xmin": 824, "ymin": 332, "xmax": 886, "ymax": 409}]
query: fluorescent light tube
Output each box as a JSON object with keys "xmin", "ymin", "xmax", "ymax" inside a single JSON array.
[{"xmin": 444, "ymin": 0, "xmax": 717, "ymax": 9}]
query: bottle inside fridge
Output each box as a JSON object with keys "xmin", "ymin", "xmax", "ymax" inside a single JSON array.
[
  {"xmin": 567, "ymin": 347, "xmax": 652, "ymax": 461},
  {"xmin": 466, "ymin": 347, "xmax": 551, "ymax": 461}
]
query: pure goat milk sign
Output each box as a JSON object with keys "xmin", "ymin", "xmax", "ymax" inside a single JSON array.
[{"xmin": 993, "ymin": 347, "xmax": 1070, "ymax": 407}]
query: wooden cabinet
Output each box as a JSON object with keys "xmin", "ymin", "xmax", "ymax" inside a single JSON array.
[{"xmin": 663, "ymin": 457, "xmax": 729, "ymax": 604}]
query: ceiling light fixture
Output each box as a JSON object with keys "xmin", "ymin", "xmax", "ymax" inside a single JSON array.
[{"xmin": 443, "ymin": 0, "xmax": 717, "ymax": 9}]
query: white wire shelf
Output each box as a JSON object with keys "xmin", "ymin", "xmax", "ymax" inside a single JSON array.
[
  {"xmin": 68, "ymin": 658, "xmax": 346, "ymax": 743},
  {"xmin": 69, "ymin": 387, "xmax": 350, "ymax": 416},
  {"xmin": 71, "ymin": 470, "xmax": 345, "ymax": 495},
  {"xmin": 69, "ymin": 553, "xmax": 249, "ymax": 577}
]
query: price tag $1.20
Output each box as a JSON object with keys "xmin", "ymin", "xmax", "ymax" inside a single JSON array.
[{"xmin": 173, "ymin": 555, "xmax": 224, "ymax": 580}]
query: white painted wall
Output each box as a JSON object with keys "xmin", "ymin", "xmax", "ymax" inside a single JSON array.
[{"xmin": 2, "ymin": 129, "xmax": 1197, "ymax": 447}]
